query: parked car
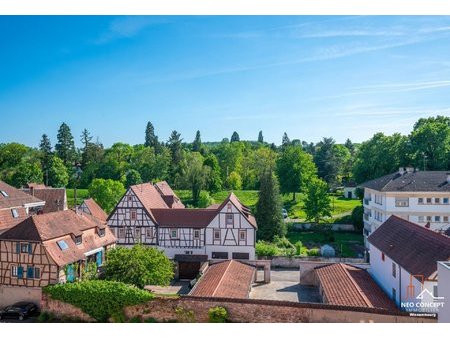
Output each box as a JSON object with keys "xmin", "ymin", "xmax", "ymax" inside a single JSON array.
[
  {"xmin": 0, "ymin": 302, "xmax": 38, "ymax": 321},
  {"xmin": 282, "ymin": 208, "xmax": 288, "ymax": 219}
]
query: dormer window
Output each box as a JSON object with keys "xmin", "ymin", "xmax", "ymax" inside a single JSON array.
[
  {"xmin": 11, "ymin": 209, "xmax": 19, "ymax": 218},
  {"xmin": 98, "ymin": 228, "xmax": 105, "ymax": 237},
  {"xmin": 74, "ymin": 235, "xmax": 82, "ymax": 245},
  {"xmin": 0, "ymin": 190, "xmax": 9, "ymax": 197}
]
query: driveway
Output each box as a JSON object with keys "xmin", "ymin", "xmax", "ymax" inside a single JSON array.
[{"xmin": 250, "ymin": 269, "xmax": 321, "ymax": 303}]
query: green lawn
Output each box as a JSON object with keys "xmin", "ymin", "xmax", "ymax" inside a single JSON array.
[
  {"xmin": 286, "ymin": 230, "xmax": 364, "ymax": 257},
  {"xmin": 282, "ymin": 194, "xmax": 361, "ymax": 221},
  {"xmin": 66, "ymin": 188, "xmax": 90, "ymax": 208}
]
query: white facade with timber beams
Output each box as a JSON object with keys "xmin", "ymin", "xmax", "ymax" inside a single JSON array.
[{"xmin": 107, "ymin": 182, "xmax": 257, "ymax": 260}]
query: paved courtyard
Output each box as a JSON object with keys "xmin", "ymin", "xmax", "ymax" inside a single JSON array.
[{"xmin": 249, "ymin": 269, "xmax": 322, "ymax": 303}]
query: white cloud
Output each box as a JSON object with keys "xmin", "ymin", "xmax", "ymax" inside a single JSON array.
[{"xmin": 94, "ymin": 16, "xmax": 170, "ymax": 44}]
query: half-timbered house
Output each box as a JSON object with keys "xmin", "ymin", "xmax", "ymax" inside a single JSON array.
[
  {"xmin": 78, "ymin": 198, "xmax": 108, "ymax": 222},
  {"xmin": 0, "ymin": 209, "xmax": 116, "ymax": 306},
  {"xmin": 107, "ymin": 182, "xmax": 257, "ymax": 275}
]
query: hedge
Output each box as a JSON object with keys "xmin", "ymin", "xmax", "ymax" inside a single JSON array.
[{"xmin": 43, "ymin": 280, "xmax": 153, "ymax": 322}]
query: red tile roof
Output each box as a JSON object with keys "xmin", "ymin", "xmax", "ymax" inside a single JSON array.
[
  {"xmin": 80, "ymin": 198, "xmax": 108, "ymax": 222},
  {"xmin": 368, "ymin": 215, "xmax": 450, "ymax": 279},
  {"xmin": 152, "ymin": 208, "xmax": 218, "ymax": 228},
  {"xmin": 190, "ymin": 260, "xmax": 255, "ymax": 299},
  {"xmin": 315, "ymin": 263, "xmax": 398, "ymax": 311},
  {"xmin": 22, "ymin": 188, "xmax": 67, "ymax": 213},
  {"xmin": 0, "ymin": 209, "xmax": 106, "ymax": 241},
  {"xmin": 154, "ymin": 181, "xmax": 185, "ymax": 208},
  {"xmin": 0, "ymin": 207, "xmax": 29, "ymax": 234},
  {"xmin": 0, "ymin": 181, "xmax": 44, "ymax": 209},
  {"xmin": 0, "ymin": 209, "xmax": 116, "ymax": 267}
]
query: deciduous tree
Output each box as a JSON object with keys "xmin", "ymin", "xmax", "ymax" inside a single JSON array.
[
  {"xmin": 88, "ymin": 178, "xmax": 125, "ymax": 213},
  {"xmin": 303, "ymin": 177, "xmax": 332, "ymax": 224}
]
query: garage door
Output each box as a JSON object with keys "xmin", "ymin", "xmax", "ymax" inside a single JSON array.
[{"xmin": 178, "ymin": 262, "xmax": 201, "ymax": 280}]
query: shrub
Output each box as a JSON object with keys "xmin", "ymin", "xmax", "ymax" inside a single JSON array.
[
  {"xmin": 351, "ymin": 205, "xmax": 364, "ymax": 231},
  {"xmin": 198, "ymin": 191, "xmax": 215, "ymax": 208},
  {"xmin": 144, "ymin": 317, "xmax": 159, "ymax": 323},
  {"xmin": 104, "ymin": 244, "xmax": 174, "ymax": 288},
  {"xmin": 175, "ymin": 306, "xmax": 195, "ymax": 323},
  {"xmin": 208, "ymin": 306, "xmax": 228, "ymax": 323},
  {"xmin": 255, "ymin": 241, "xmax": 279, "ymax": 257},
  {"xmin": 294, "ymin": 241, "xmax": 303, "ymax": 255},
  {"xmin": 308, "ymin": 248, "xmax": 320, "ymax": 256},
  {"xmin": 129, "ymin": 316, "xmax": 142, "ymax": 323},
  {"xmin": 43, "ymin": 280, "xmax": 153, "ymax": 322}
]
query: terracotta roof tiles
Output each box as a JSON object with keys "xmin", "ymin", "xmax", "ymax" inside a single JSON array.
[
  {"xmin": 315, "ymin": 263, "xmax": 398, "ymax": 311},
  {"xmin": 190, "ymin": 260, "xmax": 255, "ymax": 299}
]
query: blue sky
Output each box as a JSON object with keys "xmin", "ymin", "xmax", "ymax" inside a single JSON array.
[{"xmin": 1, "ymin": 15, "xmax": 450, "ymax": 148}]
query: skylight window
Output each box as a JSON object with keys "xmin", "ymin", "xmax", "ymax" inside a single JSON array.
[
  {"xmin": 57, "ymin": 240, "xmax": 69, "ymax": 251},
  {"xmin": 0, "ymin": 190, "xmax": 9, "ymax": 197},
  {"xmin": 11, "ymin": 209, "xmax": 19, "ymax": 218}
]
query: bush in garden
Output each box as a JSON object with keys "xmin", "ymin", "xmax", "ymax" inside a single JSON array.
[
  {"xmin": 308, "ymin": 248, "xmax": 320, "ymax": 256},
  {"xmin": 208, "ymin": 306, "xmax": 229, "ymax": 323},
  {"xmin": 43, "ymin": 280, "xmax": 153, "ymax": 322},
  {"xmin": 255, "ymin": 241, "xmax": 279, "ymax": 257}
]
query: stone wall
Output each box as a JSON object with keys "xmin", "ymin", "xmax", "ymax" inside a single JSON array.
[
  {"xmin": 0, "ymin": 285, "xmax": 42, "ymax": 308},
  {"xmin": 263, "ymin": 256, "xmax": 366, "ymax": 270},
  {"xmin": 124, "ymin": 296, "xmax": 436, "ymax": 323},
  {"xmin": 40, "ymin": 293, "xmax": 95, "ymax": 322},
  {"xmin": 290, "ymin": 223, "xmax": 355, "ymax": 231}
]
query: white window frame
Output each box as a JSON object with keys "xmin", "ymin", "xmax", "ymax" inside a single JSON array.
[
  {"xmin": 118, "ymin": 228, "xmax": 125, "ymax": 238},
  {"xmin": 170, "ymin": 229, "xmax": 178, "ymax": 239},
  {"xmin": 239, "ymin": 230, "xmax": 246, "ymax": 241},
  {"xmin": 146, "ymin": 228, "xmax": 153, "ymax": 238},
  {"xmin": 11, "ymin": 265, "xmax": 17, "ymax": 277},
  {"xmin": 225, "ymin": 213, "xmax": 234, "ymax": 226},
  {"xmin": 130, "ymin": 209, "xmax": 137, "ymax": 221},
  {"xmin": 213, "ymin": 230, "xmax": 221, "ymax": 241},
  {"xmin": 193, "ymin": 230, "xmax": 200, "ymax": 240}
]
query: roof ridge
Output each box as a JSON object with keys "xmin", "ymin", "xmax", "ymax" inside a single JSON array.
[
  {"xmin": 339, "ymin": 264, "xmax": 373, "ymax": 308},
  {"xmin": 388, "ymin": 215, "xmax": 450, "ymax": 242},
  {"xmin": 211, "ymin": 260, "xmax": 233, "ymax": 297}
]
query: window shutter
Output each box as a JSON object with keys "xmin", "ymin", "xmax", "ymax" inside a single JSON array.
[
  {"xmin": 28, "ymin": 243, "xmax": 32, "ymax": 254},
  {"xmin": 16, "ymin": 243, "xmax": 20, "ymax": 253},
  {"xmin": 27, "ymin": 266, "xmax": 34, "ymax": 279},
  {"xmin": 17, "ymin": 266, "xmax": 23, "ymax": 279}
]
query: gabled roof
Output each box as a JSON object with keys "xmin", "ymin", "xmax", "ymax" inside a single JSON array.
[
  {"xmin": 0, "ymin": 181, "xmax": 44, "ymax": 209},
  {"xmin": 154, "ymin": 181, "xmax": 185, "ymax": 209},
  {"xmin": 151, "ymin": 208, "xmax": 218, "ymax": 228},
  {"xmin": 368, "ymin": 215, "xmax": 450, "ymax": 279},
  {"xmin": 190, "ymin": 260, "xmax": 255, "ymax": 299},
  {"xmin": 128, "ymin": 183, "xmax": 169, "ymax": 222},
  {"xmin": 315, "ymin": 263, "xmax": 397, "ymax": 311},
  {"xmin": 0, "ymin": 209, "xmax": 105, "ymax": 242},
  {"xmin": 361, "ymin": 170, "xmax": 450, "ymax": 192},
  {"xmin": 80, "ymin": 198, "xmax": 108, "ymax": 222},
  {"xmin": 218, "ymin": 192, "xmax": 257, "ymax": 228},
  {"xmin": 22, "ymin": 188, "xmax": 67, "ymax": 213},
  {"xmin": 0, "ymin": 207, "xmax": 29, "ymax": 234}
]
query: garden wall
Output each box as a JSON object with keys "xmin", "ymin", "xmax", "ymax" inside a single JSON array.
[
  {"xmin": 0, "ymin": 285, "xmax": 42, "ymax": 308},
  {"xmin": 290, "ymin": 223, "xmax": 355, "ymax": 231},
  {"xmin": 124, "ymin": 296, "xmax": 436, "ymax": 323},
  {"xmin": 40, "ymin": 293, "xmax": 95, "ymax": 322},
  {"xmin": 263, "ymin": 256, "xmax": 366, "ymax": 270}
]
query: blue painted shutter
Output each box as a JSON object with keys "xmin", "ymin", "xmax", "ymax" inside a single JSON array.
[
  {"xmin": 16, "ymin": 243, "xmax": 20, "ymax": 253},
  {"xmin": 17, "ymin": 266, "xmax": 23, "ymax": 279},
  {"xmin": 67, "ymin": 264, "xmax": 75, "ymax": 282},
  {"xmin": 27, "ymin": 267, "xmax": 34, "ymax": 279},
  {"xmin": 28, "ymin": 243, "xmax": 32, "ymax": 254},
  {"xmin": 96, "ymin": 251, "xmax": 103, "ymax": 266}
]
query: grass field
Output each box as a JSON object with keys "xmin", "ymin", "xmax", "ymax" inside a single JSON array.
[
  {"xmin": 66, "ymin": 188, "xmax": 90, "ymax": 208},
  {"xmin": 286, "ymin": 230, "xmax": 364, "ymax": 257}
]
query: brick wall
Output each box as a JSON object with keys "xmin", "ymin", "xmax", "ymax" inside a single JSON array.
[
  {"xmin": 124, "ymin": 296, "xmax": 436, "ymax": 323},
  {"xmin": 0, "ymin": 285, "xmax": 42, "ymax": 308},
  {"xmin": 40, "ymin": 293, "xmax": 94, "ymax": 322}
]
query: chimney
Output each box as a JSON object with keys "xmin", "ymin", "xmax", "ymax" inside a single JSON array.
[
  {"xmin": 399, "ymin": 167, "xmax": 405, "ymax": 175},
  {"xmin": 425, "ymin": 222, "xmax": 431, "ymax": 229},
  {"xmin": 30, "ymin": 186, "xmax": 34, "ymax": 196}
]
